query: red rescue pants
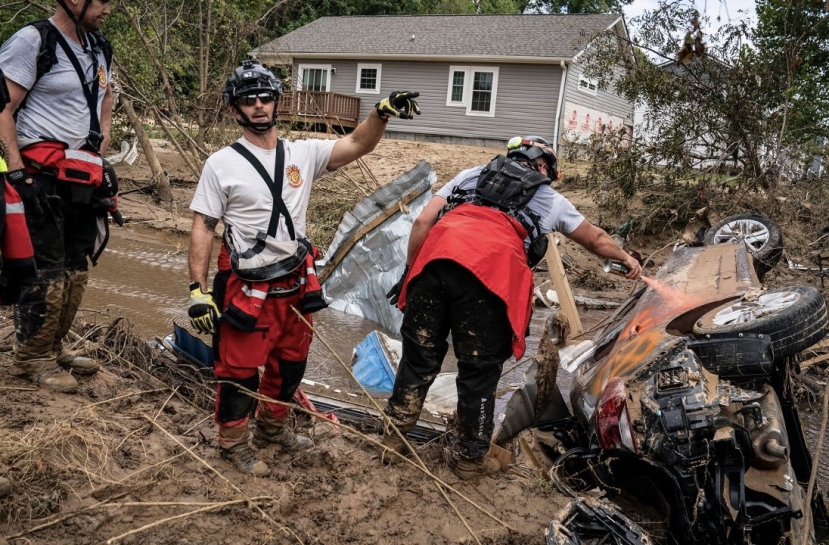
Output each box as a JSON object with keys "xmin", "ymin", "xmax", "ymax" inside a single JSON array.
[{"xmin": 212, "ymin": 270, "xmax": 313, "ymax": 427}]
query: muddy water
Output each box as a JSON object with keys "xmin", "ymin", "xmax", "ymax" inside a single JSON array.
[
  {"xmin": 83, "ymin": 226, "xmax": 610, "ymax": 388},
  {"xmin": 84, "ymin": 226, "xmax": 400, "ymax": 386}
]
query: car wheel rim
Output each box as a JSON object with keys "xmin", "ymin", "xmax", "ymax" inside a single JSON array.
[
  {"xmin": 712, "ymin": 219, "xmax": 770, "ymax": 252},
  {"xmin": 710, "ymin": 291, "xmax": 800, "ymax": 326}
]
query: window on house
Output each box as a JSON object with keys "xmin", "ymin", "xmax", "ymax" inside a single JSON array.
[
  {"xmin": 450, "ymin": 71, "xmax": 465, "ymax": 103},
  {"xmin": 470, "ymin": 72, "xmax": 494, "ymax": 113},
  {"xmin": 446, "ymin": 66, "xmax": 499, "ymax": 116},
  {"xmin": 578, "ymin": 75, "xmax": 598, "ymax": 96},
  {"xmin": 298, "ymin": 64, "xmax": 331, "ymax": 92},
  {"xmin": 356, "ymin": 63, "xmax": 381, "ymax": 94}
]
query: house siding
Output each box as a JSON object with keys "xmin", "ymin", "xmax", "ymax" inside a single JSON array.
[
  {"xmin": 292, "ymin": 58, "xmax": 563, "ymax": 146},
  {"xmin": 558, "ymin": 62, "xmax": 633, "ymax": 144}
]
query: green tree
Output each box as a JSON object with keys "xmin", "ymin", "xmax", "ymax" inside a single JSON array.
[
  {"xmin": 752, "ymin": 0, "xmax": 829, "ymax": 146},
  {"xmin": 572, "ymin": 0, "xmax": 816, "ymax": 228},
  {"xmin": 524, "ymin": 0, "xmax": 632, "ymax": 14}
]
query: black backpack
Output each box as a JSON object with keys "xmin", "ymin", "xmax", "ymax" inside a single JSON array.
[
  {"xmin": 445, "ymin": 155, "xmax": 552, "ymax": 267},
  {"xmin": 447, "ymin": 154, "xmax": 549, "ymax": 238},
  {"xmin": 15, "ymin": 19, "xmax": 113, "ymax": 114}
]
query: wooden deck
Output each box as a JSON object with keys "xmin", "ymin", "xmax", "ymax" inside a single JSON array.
[{"xmin": 277, "ymin": 91, "xmax": 361, "ymax": 129}]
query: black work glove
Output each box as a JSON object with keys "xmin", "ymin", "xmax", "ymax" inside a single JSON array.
[
  {"xmin": 386, "ymin": 265, "xmax": 409, "ymax": 307},
  {"xmin": 375, "ymin": 91, "xmax": 421, "ymax": 120}
]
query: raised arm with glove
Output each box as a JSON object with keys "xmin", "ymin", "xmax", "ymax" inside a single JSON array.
[
  {"xmin": 189, "ymin": 282, "xmax": 220, "ymax": 335},
  {"xmin": 375, "ymin": 91, "xmax": 421, "ymax": 120}
]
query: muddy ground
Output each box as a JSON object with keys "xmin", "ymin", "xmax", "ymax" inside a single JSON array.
[{"xmin": 2, "ymin": 132, "xmax": 828, "ymax": 545}]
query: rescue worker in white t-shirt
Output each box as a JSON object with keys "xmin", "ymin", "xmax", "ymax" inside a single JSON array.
[
  {"xmin": 0, "ymin": 0, "xmax": 114, "ymax": 394},
  {"xmin": 381, "ymin": 136, "xmax": 641, "ymax": 479},
  {"xmin": 187, "ymin": 59, "xmax": 420, "ymax": 475}
]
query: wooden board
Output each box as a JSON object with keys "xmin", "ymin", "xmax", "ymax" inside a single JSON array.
[{"xmin": 543, "ymin": 234, "xmax": 584, "ymax": 339}]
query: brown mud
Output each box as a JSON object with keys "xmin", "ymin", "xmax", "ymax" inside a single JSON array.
[{"xmin": 2, "ymin": 133, "xmax": 828, "ymax": 544}]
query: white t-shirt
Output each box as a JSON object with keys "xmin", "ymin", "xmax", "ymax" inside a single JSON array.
[
  {"xmin": 190, "ymin": 136, "xmax": 337, "ymax": 243},
  {"xmin": 0, "ymin": 18, "xmax": 111, "ymax": 150},
  {"xmin": 436, "ymin": 164, "xmax": 585, "ymax": 243}
]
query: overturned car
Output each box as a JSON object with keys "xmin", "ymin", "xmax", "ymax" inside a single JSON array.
[{"xmin": 538, "ymin": 221, "xmax": 829, "ymax": 545}]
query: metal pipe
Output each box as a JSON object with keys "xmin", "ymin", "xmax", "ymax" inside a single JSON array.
[{"xmin": 553, "ymin": 60, "xmax": 568, "ymax": 153}]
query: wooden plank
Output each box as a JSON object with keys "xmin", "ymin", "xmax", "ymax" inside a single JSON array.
[
  {"xmin": 544, "ymin": 234, "xmax": 584, "ymax": 340},
  {"xmin": 318, "ymin": 185, "xmax": 429, "ymax": 284},
  {"xmin": 487, "ymin": 443, "xmax": 512, "ymax": 473}
]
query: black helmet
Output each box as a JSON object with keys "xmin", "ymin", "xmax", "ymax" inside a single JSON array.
[
  {"xmin": 506, "ymin": 135, "xmax": 559, "ymax": 180},
  {"xmin": 222, "ymin": 59, "xmax": 282, "ymax": 106}
]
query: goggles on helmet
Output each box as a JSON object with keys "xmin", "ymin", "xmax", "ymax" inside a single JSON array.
[
  {"xmin": 223, "ymin": 60, "xmax": 282, "ymax": 106},
  {"xmin": 506, "ymin": 136, "xmax": 558, "ymax": 179},
  {"xmin": 237, "ymin": 92, "xmax": 277, "ymax": 107},
  {"xmin": 224, "ymin": 60, "xmax": 282, "ymax": 133}
]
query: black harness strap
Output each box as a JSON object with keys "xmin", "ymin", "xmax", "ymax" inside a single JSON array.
[
  {"xmin": 52, "ymin": 29, "xmax": 102, "ymax": 151},
  {"xmin": 230, "ymin": 140, "xmax": 295, "ymax": 244}
]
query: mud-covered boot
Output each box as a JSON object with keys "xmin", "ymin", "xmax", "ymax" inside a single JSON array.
[
  {"xmin": 0, "ymin": 476, "xmax": 10, "ymax": 498},
  {"xmin": 453, "ymin": 455, "xmax": 502, "ymax": 481},
  {"xmin": 253, "ymin": 414, "xmax": 312, "ymax": 452},
  {"xmin": 218, "ymin": 424, "xmax": 269, "ymax": 476},
  {"xmin": 379, "ymin": 433, "xmax": 408, "ymax": 465},
  {"xmin": 9, "ymin": 357, "xmax": 78, "ymax": 393},
  {"xmin": 220, "ymin": 443, "xmax": 270, "ymax": 476},
  {"xmin": 57, "ymin": 347, "xmax": 100, "ymax": 376}
]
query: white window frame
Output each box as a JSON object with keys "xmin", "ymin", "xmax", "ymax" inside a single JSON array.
[
  {"xmin": 355, "ymin": 63, "xmax": 382, "ymax": 94},
  {"xmin": 297, "ymin": 64, "xmax": 332, "ymax": 92},
  {"xmin": 446, "ymin": 67, "xmax": 467, "ymax": 107},
  {"xmin": 445, "ymin": 65, "xmax": 499, "ymax": 117},
  {"xmin": 578, "ymin": 75, "xmax": 598, "ymax": 96}
]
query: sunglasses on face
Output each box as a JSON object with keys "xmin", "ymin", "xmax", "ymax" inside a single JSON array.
[{"xmin": 238, "ymin": 92, "xmax": 276, "ymax": 106}]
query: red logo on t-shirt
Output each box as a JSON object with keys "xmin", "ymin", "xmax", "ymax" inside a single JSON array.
[
  {"xmin": 97, "ymin": 66, "xmax": 107, "ymax": 89},
  {"xmin": 286, "ymin": 165, "xmax": 302, "ymax": 188}
]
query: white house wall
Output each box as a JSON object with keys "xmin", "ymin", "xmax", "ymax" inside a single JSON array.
[{"xmin": 562, "ymin": 62, "xmax": 634, "ymax": 143}]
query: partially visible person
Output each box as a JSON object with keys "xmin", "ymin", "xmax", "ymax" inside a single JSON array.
[
  {"xmin": 382, "ymin": 136, "xmax": 641, "ymax": 480},
  {"xmin": 0, "ymin": 73, "xmax": 38, "ymax": 309},
  {"xmin": 187, "ymin": 59, "xmax": 420, "ymax": 475},
  {"xmin": 0, "ymin": 0, "xmax": 115, "ymax": 393}
]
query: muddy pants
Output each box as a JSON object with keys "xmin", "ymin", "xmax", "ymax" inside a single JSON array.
[
  {"xmin": 212, "ymin": 270, "xmax": 313, "ymax": 447},
  {"xmin": 13, "ymin": 174, "xmax": 97, "ymax": 362},
  {"xmin": 384, "ymin": 260, "xmax": 513, "ymax": 460}
]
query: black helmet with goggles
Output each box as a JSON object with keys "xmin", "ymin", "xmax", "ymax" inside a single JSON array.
[
  {"xmin": 223, "ymin": 60, "xmax": 282, "ymax": 132},
  {"xmin": 506, "ymin": 135, "xmax": 559, "ymax": 180},
  {"xmin": 223, "ymin": 59, "xmax": 282, "ymax": 105}
]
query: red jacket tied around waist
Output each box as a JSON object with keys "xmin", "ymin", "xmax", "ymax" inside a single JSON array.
[{"xmin": 399, "ymin": 204, "xmax": 534, "ymax": 358}]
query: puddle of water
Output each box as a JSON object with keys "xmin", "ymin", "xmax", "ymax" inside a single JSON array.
[{"xmin": 83, "ymin": 226, "xmax": 612, "ymax": 390}]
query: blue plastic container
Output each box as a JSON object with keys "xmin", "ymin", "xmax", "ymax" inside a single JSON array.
[{"xmin": 351, "ymin": 331, "xmax": 397, "ymax": 393}]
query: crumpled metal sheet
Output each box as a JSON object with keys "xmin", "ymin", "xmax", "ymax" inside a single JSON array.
[{"xmin": 319, "ymin": 160, "xmax": 436, "ymax": 334}]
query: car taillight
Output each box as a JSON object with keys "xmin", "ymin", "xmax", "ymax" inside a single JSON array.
[{"xmin": 596, "ymin": 377, "xmax": 638, "ymax": 453}]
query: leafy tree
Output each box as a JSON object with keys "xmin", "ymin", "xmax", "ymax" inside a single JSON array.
[
  {"xmin": 752, "ymin": 0, "xmax": 829, "ymax": 147},
  {"xmin": 524, "ymin": 0, "xmax": 633, "ymax": 14},
  {"xmin": 574, "ymin": 0, "xmax": 825, "ymax": 220}
]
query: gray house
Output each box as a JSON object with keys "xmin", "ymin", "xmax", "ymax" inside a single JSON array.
[{"xmin": 252, "ymin": 14, "xmax": 634, "ymax": 149}]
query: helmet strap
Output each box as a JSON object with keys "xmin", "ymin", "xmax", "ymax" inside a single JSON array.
[
  {"xmin": 233, "ymin": 105, "xmax": 277, "ymax": 133},
  {"xmin": 56, "ymin": 0, "xmax": 93, "ymax": 51}
]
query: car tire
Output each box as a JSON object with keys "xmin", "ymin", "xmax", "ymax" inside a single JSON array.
[
  {"xmin": 703, "ymin": 213, "xmax": 783, "ymax": 278},
  {"xmin": 693, "ymin": 286, "xmax": 828, "ymax": 360}
]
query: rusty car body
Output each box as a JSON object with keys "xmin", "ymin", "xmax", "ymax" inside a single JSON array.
[{"xmin": 546, "ymin": 240, "xmax": 829, "ymax": 545}]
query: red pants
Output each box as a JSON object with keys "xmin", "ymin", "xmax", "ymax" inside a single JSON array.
[{"xmin": 213, "ymin": 270, "xmax": 313, "ymax": 425}]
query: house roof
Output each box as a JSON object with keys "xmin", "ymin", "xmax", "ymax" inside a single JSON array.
[{"xmin": 252, "ymin": 14, "xmax": 625, "ymax": 63}]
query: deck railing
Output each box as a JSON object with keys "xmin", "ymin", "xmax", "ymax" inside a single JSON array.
[{"xmin": 277, "ymin": 91, "xmax": 361, "ymax": 128}]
